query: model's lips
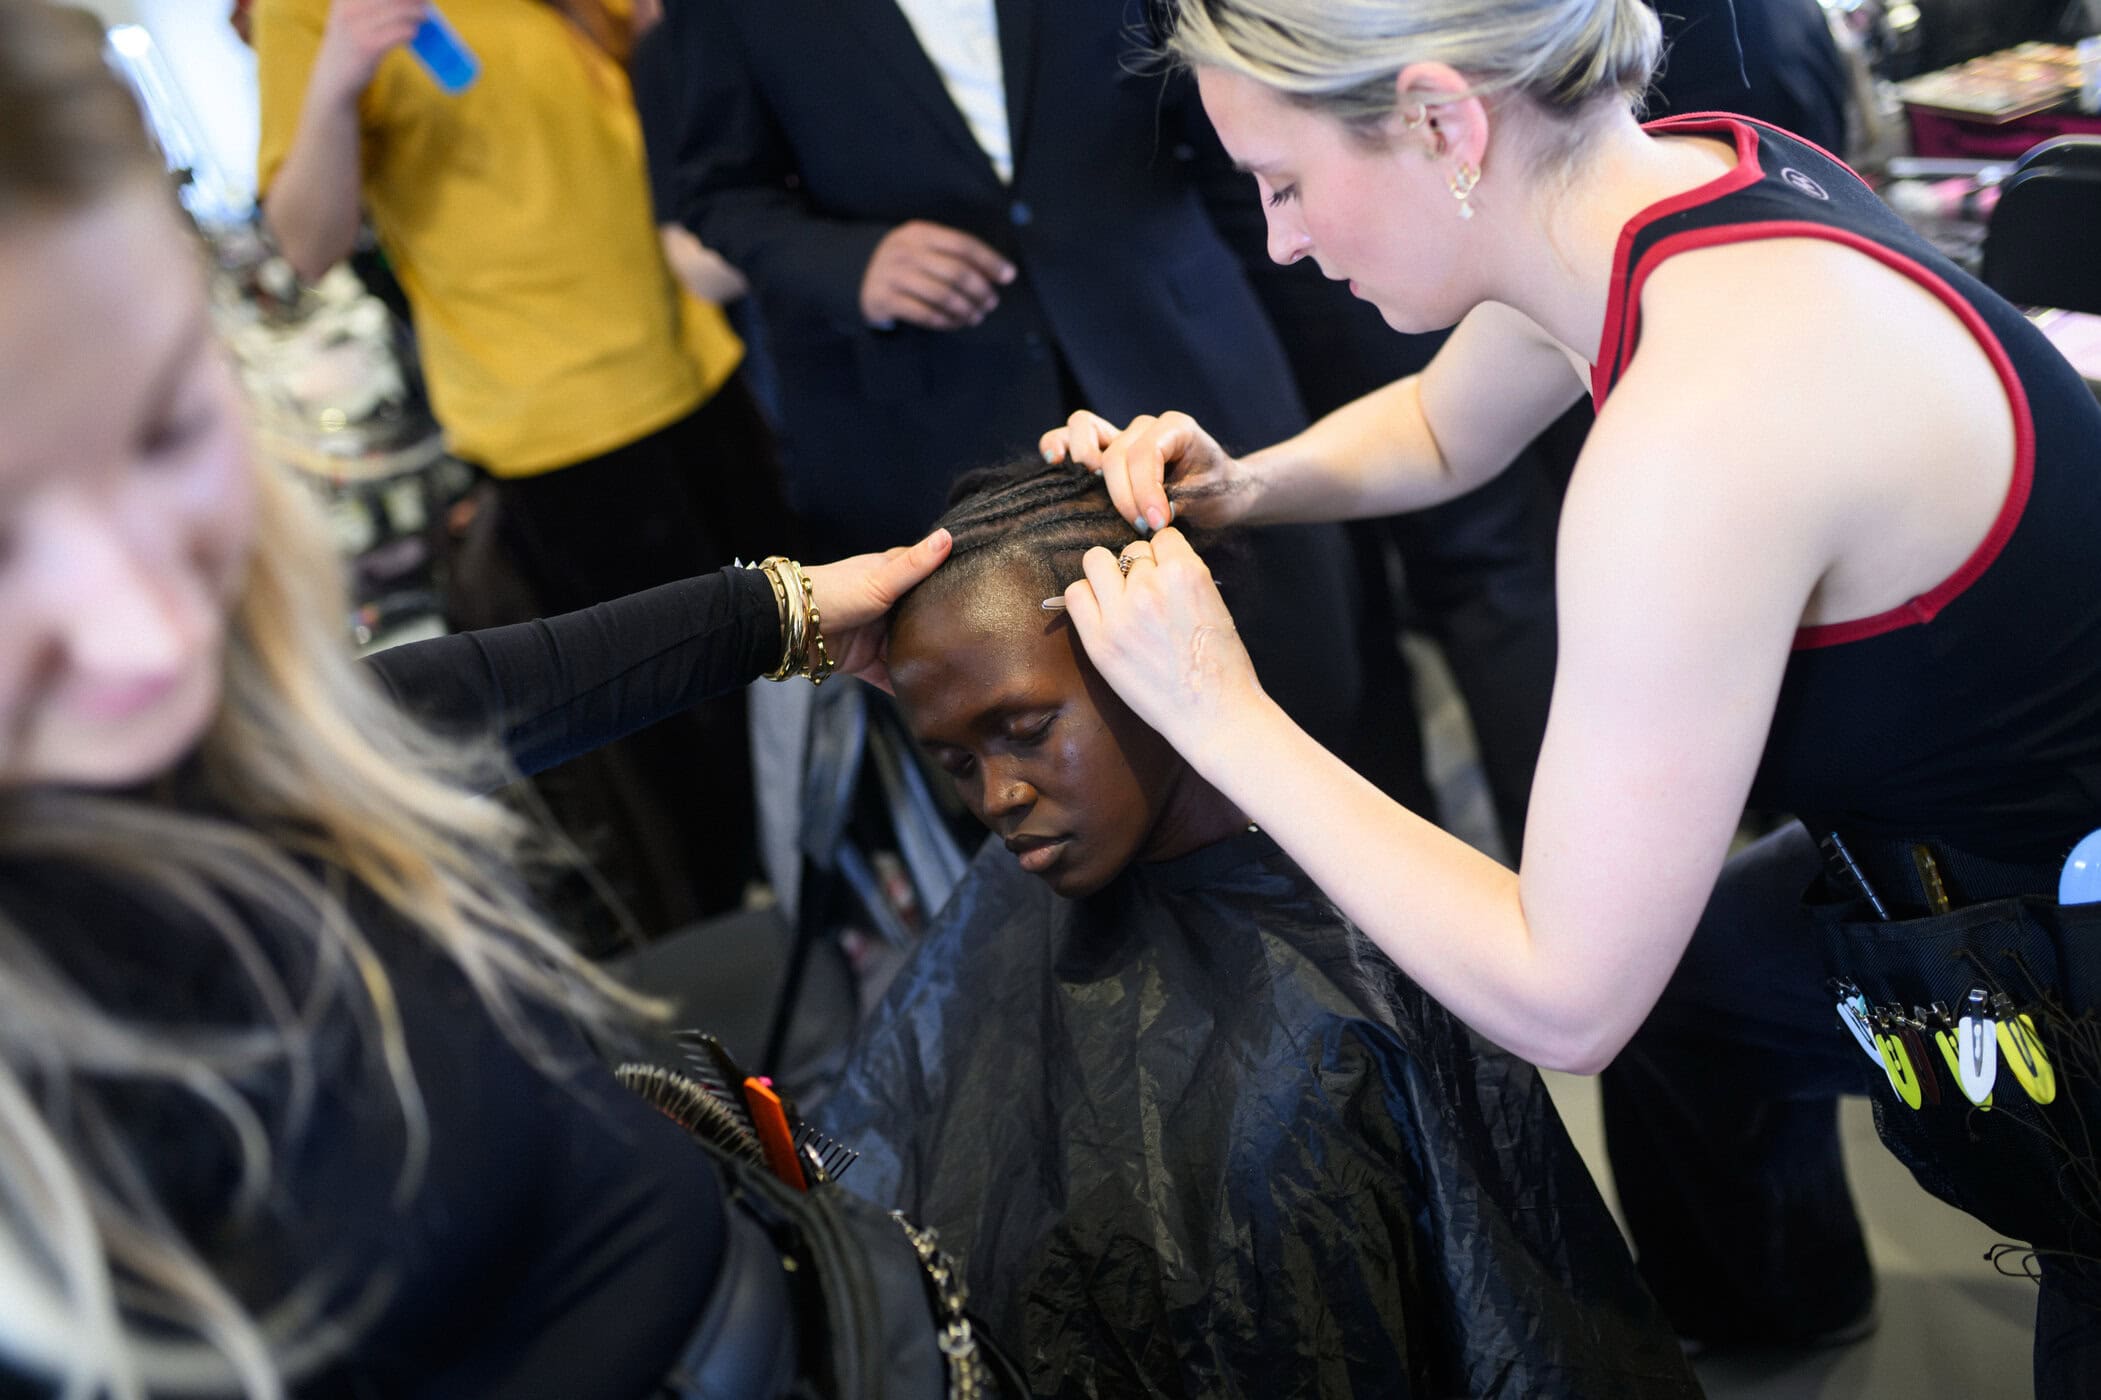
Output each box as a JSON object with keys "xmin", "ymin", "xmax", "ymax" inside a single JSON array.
[{"xmin": 1004, "ymin": 833, "xmax": 1072, "ymax": 874}]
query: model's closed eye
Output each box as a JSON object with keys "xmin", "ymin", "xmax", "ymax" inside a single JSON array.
[{"xmin": 1006, "ymin": 713, "xmax": 1055, "ymax": 747}]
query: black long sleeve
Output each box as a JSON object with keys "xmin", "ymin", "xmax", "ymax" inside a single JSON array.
[
  {"xmin": 365, "ymin": 566, "xmax": 780, "ymax": 784},
  {"xmin": 0, "ymin": 864, "xmax": 732, "ymax": 1400}
]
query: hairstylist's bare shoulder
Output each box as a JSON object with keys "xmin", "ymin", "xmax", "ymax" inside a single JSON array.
[
  {"xmin": 1578, "ymin": 284, "xmax": 1845, "ymax": 603},
  {"xmin": 1634, "ymin": 235, "xmax": 2006, "ymax": 512}
]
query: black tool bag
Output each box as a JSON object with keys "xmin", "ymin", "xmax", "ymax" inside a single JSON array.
[
  {"xmin": 622, "ymin": 1056, "xmax": 1026, "ymax": 1400},
  {"xmin": 1806, "ymin": 880, "xmax": 2101, "ymax": 1263}
]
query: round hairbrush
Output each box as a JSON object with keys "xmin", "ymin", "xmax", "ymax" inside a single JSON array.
[{"xmin": 616, "ymin": 1062, "xmax": 768, "ymax": 1169}]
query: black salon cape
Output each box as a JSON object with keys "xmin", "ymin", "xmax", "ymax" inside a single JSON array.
[{"xmin": 817, "ymin": 832, "xmax": 1701, "ymax": 1399}]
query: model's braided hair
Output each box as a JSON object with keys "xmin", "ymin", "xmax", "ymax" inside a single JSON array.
[{"xmin": 902, "ymin": 457, "xmax": 1228, "ymax": 618}]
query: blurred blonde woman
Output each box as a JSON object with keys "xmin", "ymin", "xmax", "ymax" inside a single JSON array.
[{"xmin": 0, "ymin": 4, "xmax": 958, "ymax": 1395}]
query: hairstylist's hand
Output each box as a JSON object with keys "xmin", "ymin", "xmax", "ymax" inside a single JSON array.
[
  {"xmin": 803, "ymin": 529, "xmax": 953, "ymax": 692},
  {"xmin": 860, "ymin": 222, "xmax": 1016, "ymax": 331},
  {"xmin": 1039, "ymin": 410, "xmax": 1255, "ymax": 536},
  {"xmin": 1058, "ymin": 529, "xmax": 1265, "ymax": 753},
  {"xmin": 311, "ymin": 0, "xmax": 427, "ymax": 107}
]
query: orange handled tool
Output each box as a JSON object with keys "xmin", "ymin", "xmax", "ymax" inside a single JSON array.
[{"xmin": 742, "ymin": 1077, "xmax": 807, "ymax": 1191}]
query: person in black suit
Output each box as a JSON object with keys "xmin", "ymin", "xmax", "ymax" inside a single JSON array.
[
  {"xmin": 1649, "ymin": 0, "xmax": 1850, "ymax": 155},
  {"xmin": 640, "ymin": 0, "xmax": 1310, "ymax": 553},
  {"xmin": 638, "ymin": 0, "xmax": 1387, "ymax": 786}
]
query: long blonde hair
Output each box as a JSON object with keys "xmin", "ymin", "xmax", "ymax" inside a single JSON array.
[{"xmin": 0, "ymin": 5, "xmax": 654, "ymax": 1394}]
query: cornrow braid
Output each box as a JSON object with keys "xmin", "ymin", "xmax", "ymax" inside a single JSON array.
[{"xmin": 903, "ymin": 457, "xmax": 1227, "ymax": 616}]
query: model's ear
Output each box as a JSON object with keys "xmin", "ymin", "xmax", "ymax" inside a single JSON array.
[{"xmin": 1390, "ymin": 63, "xmax": 1489, "ymax": 172}]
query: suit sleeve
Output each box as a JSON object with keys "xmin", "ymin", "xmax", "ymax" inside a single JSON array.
[
  {"xmin": 639, "ymin": 0, "xmax": 891, "ymax": 328},
  {"xmin": 364, "ymin": 567, "xmax": 780, "ymax": 785}
]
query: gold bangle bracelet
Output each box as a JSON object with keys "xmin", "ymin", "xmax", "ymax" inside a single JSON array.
[
  {"xmin": 775, "ymin": 557, "xmax": 808, "ymax": 676},
  {"xmin": 748, "ymin": 558, "xmax": 797, "ymax": 681},
  {"xmin": 799, "ymin": 566, "xmax": 835, "ymax": 684},
  {"xmin": 749, "ymin": 556, "xmax": 834, "ymax": 684}
]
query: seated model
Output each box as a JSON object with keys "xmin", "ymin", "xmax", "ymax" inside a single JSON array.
[{"xmin": 818, "ymin": 460, "xmax": 1699, "ymax": 1399}]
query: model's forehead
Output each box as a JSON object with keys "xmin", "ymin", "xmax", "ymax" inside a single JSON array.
[
  {"xmin": 897, "ymin": 566, "xmax": 1056, "ymax": 650},
  {"xmin": 891, "ymin": 571, "xmax": 1077, "ymax": 722}
]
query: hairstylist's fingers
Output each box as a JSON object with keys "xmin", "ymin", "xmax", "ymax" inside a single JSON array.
[
  {"xmin": 873, "ymin": 526, "xmax": 953, "ymax": 602},
  {"xmin": 1143, "ymin": 525, "xmax": 1202, "ymax": 572},
  {"xmin": 1096, "ymin": 415, "xmax": 1162, "ymax": 529},
  {"xmin": 1117, "ymin": 415, "xmax": 1202, "ymax": 534},
  {"xmin": 1043, "ymin": 410, "xmax": 1119, "ymax": 469},
  {"xmin": 857, "ymin": 641, "xmax": 897, "ymax": 695},
  {"xmin": 1060, "ymin": 576, "xmax": 1104, "ymax": 638},
  {"xmin": 806, "ymin": 528, "xmax": 953, "ymax": 630},
  {"xmin": 1079, "ymin": 544, "xmax": 1130, "ymax": 602}
]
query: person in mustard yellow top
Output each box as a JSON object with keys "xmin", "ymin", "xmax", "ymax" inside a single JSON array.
[{"xmin": 256, "ymin": 0, "xmax": 795, "ymax": 922}]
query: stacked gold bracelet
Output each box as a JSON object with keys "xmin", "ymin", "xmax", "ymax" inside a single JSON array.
[{"xmin": 747, "ymin": 556, "xmax": 836, "ymax": 685}]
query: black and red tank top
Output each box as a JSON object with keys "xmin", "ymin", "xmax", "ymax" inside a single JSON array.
[{"xmin": 1594, "ymin": 114, "xmax": 2101, "ymax": 863}]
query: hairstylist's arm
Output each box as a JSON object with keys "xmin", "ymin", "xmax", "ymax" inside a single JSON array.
[
  {"xmin": 1061, "ymin": 358, "xmax": 1821, "ymax": 1074},
  {"xmin": 1042, "ymin": 300, "xmax": 1585, "ymax": 532},
  {"xmin": 258, "ymin": 0, "xmax": 424, "ymax": 282}
]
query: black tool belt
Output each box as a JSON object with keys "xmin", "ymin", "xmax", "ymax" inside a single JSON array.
[
  {"xmin": 1809, "ymin": 829, "xmax": 2101, "ymax": 1271},
  {"xmin": 628, "ymin": 1036, "xmax": 1025, "ymax": 1400},
  {"xmin": 660, "ymin": 1194, "xmax": 801, "ymax": 1398},
  {"xmin": 1830, "ymin": 832, "xmax": 2063, "ymax": 914}
]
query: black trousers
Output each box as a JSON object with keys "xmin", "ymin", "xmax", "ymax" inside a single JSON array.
[
  {"xmin": 478, "ymin": 375, "xmax": 798, "ymax": 929},
  {"xmin": 1601, "ymin": 821, "xmax": 2101, "ymax": 1397}
]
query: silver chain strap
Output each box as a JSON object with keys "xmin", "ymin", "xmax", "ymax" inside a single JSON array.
[{"xmin": 889, "ymin": 1212, "xmax": 995, "ymax": 1400}]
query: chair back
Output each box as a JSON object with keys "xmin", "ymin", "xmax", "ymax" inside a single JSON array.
[{"xmin": 1982, "ymin": 136, "xmax": 2101, "ymax": 314}]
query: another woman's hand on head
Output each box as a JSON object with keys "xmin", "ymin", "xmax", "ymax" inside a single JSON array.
[
  {"xmin": 803, "ymin": 529, "xmax": 953, "ymax": 692},
  {"xmin": 1058, "ymin": 529, "xmax": 1265, "ymax": 753},
  {"xmin": 1039, "ymin": 410, "xmax": 1252, "ymax": 536}
]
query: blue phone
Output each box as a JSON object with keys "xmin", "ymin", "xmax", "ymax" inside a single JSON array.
[{"xmin": 407, "ymin": 5, "xmax": 478, "ymax": 94}]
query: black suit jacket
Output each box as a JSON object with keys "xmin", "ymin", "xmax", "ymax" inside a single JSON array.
[{"xmin": 641, "ymin": 0, "xmax": 1305, "ymax": 553}]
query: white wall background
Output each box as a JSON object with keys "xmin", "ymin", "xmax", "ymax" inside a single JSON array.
[{"xmin": 71, "ymin": 0, "xmax": 262, "ymax": 216}]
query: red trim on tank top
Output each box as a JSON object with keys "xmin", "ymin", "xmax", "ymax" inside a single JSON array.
[
  {"xmin": 1714, "ymin": 113, "xmax": 1877, "ymax": 197},
  {"xmin": 1601, "ymin": 220, "xmax": 2037, "ymax": 650},
  {"xmin": 1591, "ymin": 117, "xmax": 1764, "ymax": 410}
]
